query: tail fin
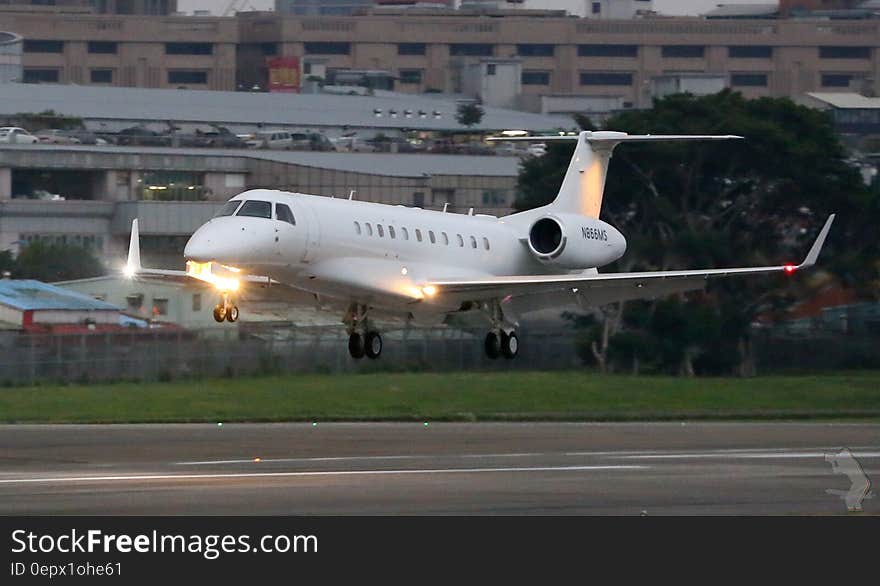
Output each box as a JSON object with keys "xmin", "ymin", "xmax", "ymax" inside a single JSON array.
[
  {"xmin": 494, "ymin": 131, "xmax": 742, "ymax": 219},
  {"xmin": 125, "ymin": 219, "xmax": 141, "ymax": 277}
]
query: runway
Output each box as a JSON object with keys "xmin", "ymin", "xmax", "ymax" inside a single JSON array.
[{"xmin": 0, "ymin": 422, "xmax": 877, "ymax": 515}]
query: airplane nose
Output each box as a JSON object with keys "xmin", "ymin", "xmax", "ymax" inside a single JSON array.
[{"xmin": 184, "ymin": 230, "xmax": 213, "ymax": 262}]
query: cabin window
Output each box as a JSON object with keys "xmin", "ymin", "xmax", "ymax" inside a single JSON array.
[
  {"xmin": 415, "ymin": 229, "xmax": 423, "ymax": 242},
  {"xmin": 235, "ymin": 200, "xmax": 272, "ymax": 219},
  {"xmin": 457, "ymin": 234, "xmax": 464, "ymax": 247},
  {"xmin": 354, "ymin": 221, "xmax": 361, "ymax": 235},
  {"xmin": 214, "ymin": 200, "xmax": 242, "ymax": 217},
  {"xmin": 401, "ymin": 227, "xmax": 409, "ymax": 240},
  {"xmin": 275, "ymin": 203, "xmax": 296, "ymax": 225},
  {"xmin": 366, "ymin": 223, "xmax": 373, "ymax": 236},
  {"xmin": 441, "ymin": 232, "xmax": 449, "ymax": 245},
  {"xmin": 470, "ymin": 235, "xmax": 477, "ymax": 249},
  {"xmin": 483, "ymin": 237, "xmax": 490, "ymax": 251},
  {"xmin": 388, "ymin": 226, "xmax": 396, "ymax": 239},
  {"xmin": 377, "ymin": 224, "xmax": 385, "ymax": 238},
  {"xmin": 428, "ymin": 230, "xmax": 436, "ymax": 244}
]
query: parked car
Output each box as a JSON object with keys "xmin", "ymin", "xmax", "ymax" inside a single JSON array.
[
  {"xmin": 61, "ymin": 129, "xmax": 110, "ymax": 145},
  {"xmin": 116, "ymin": 126, "xmax": 171, "ymax": 147},
  {"xmin": 0, "ymin": 127, "xmax": 39, "ymax": 144},
  {"xmin": 246, "ymin": 130, "xmax": 294, "ymax": 149},
  {"xmin": 36, "ymin": 129, "xmax": 81, "ymax": 144},
  {"xmin": 197, "ymin": 127, "xmax": 248, "ymax": 149}
]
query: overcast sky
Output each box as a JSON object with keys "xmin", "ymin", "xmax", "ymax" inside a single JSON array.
[{"xmin": 177, "ymin": 0, "xmax": 755, "ymax": 17}]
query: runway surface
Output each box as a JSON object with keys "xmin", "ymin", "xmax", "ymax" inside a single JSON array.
[{"xmin": 0, "ymin": 422, "xmax": 877, "ymax": 515}]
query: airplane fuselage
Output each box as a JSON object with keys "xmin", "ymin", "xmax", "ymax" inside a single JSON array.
[{"xmin": 184, "ymin": 189, "xmax": 627, "ymax": 314}]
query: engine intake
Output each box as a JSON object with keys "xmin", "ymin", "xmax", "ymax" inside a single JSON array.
[{"xmin": 528, "ymin": 217, "xmax": 564, "ymax": 258}]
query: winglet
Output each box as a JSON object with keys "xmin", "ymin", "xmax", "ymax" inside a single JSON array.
[
  {"xmin": 125, "ymin": 219, "xmax": 141, "ymax": 277},
  {"xmin": 798, "ymin": 214, "xmax": 835, "ymax": 269}
]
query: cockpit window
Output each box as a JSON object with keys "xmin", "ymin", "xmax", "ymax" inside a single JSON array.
[
  {"xmin": 214, "ymin": 200, "xmax": 242, "ymax": 218},
  {"xmin": 276, "ymin": 203, "xmax": 296, "ymax": 225},
  {"xmin": 236, "ymin": 200, "xmax": 272, "ymax": 219}
]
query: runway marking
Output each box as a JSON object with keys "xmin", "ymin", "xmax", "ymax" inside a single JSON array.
[
  {"xmin": 617, "ymin": 450, "xmax": 880, "ymax": 460},
  {"xmin": 177, "ymin": 452, "xmax": 548, "ymax": 466},
  {"xmin": 0, "ymin": 465, "xmax": 648, "ymax": 485}
]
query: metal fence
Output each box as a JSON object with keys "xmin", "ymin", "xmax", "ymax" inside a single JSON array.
[{"xmin": 0, "ymin": 325, "xmax": 582, "ymax": 385}]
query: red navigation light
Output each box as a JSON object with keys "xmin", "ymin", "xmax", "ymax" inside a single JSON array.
[{"xmin": 783, "ymin": 264, "xmax": 797, "ymax": 275}]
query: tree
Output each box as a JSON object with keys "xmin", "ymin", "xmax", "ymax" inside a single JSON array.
[
  {"xmin": 520, "ymin": 90, "xmax": 879, "ymax": 375},
  {"xmin": 13, "ymin": 242, "xmax": 105, "ymax": 282},
  {"xmin": 456, "ymin": 102, "xmax": 484, "ymax": 128}
]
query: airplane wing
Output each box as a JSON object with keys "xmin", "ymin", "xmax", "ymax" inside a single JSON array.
[{"xmin": 426, "ymin": 215, "xmax": 835, "ymax": 306}]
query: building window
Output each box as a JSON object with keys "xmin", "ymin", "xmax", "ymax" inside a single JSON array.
[
  {"xmin": 580, "ymin": 72, "xmax": 633, "ymax": 86},
  {"xmin": 88, "ymin": 41, "xmax": 118, "ymax": 54},
  {"xmin": 482, "ymin": 189, "xmax": 507, "ymax": 205},
  {"xmin": 141, "ymin": 171, "xmax": 206, "ymax": 201},
  {"xmin": 578, "ymin": 44, "xmax": 638, "ymax": 58},
  {"xmin": 90, "ymin": 69, "xmax": 114, "ymax": 84},
  {"xmin": 168, "ymin": 70, "xmax": 208, "ymax": 84},
  {"xmin": 304, "ymin": 42, "xmax": 350, "ymax": 55},
  {"xmin": 730, "ymin": 73, "xmax": 767, "ymax": 87},
  {"xmin": 591, "ymin": 1, "xmax": 600, "ymax": 14},
  {"xmin": 260, "ymin": 43, "xmax": 278, "ymax": 56},
  {"xmin": 516, "ymin": 44, "xmax": 554, "ymax": 57},
  {"xmin": 354, "ymin": 221, "xmax": 361, "ymax": 235},
  {"xmin": 449, "ymin": 43, "xmax": 494, "ymax": 57},
  {"xmin": 152, "ymin": 298, "xmax": 169, "ymax": 317},
  {"xmin": 23, "ymin": 40, "xmax": 64, "ymax": 53},
  {"xmin": 819, "ymin": 46, "xmax": 871, "ymax": 59},
  {"xmin": 662, "ymin": 45, "xmax": 705, "ymax": 58},
  {"xmin": 126, "ymin": 294, "xmax": 144, "ymax": 311},
  {"xmin": 165, "ymin": 42, "xmax": 213, "ymax": 55},
  {"xmin": 192, "ymin": 293, "xmax": 201, "ymax": 312},
  {"xmin": 522, "ymin": 71, "xmax": 550, "ymax": 85},
  {"xmin": 821, "ymin": 74, "xmax": 853, "ymax": 87},
  {"xmin": 22, "ymin": 69, "xmax": 60, "ymax": 83},
  {"xmin": 398, "ymin": 43, "xmax": 426, "ymax": 56},
  {"xmin": 413, "ymin": 192, "xmax": 424, "ymax": 207},
  {"xmin": 399, "ymin": 69, "xmax": 422, "ymax": 84},
  {"xmin": 486, "ymin": 63, "xmax": 496, "ymax": 76},
  {"xmin": 728, "ymin": 45, "xmax": 772, "ymax": 59}
]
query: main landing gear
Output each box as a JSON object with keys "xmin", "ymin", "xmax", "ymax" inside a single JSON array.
[
  {"xmin": 345, "ymin": 303, "xmax": 382, "ymax": 360},
  {"xmin": 483, "ymin": 299, "xmax": 519, "ymax": 360},
  {"xmin": 212, "ymin": 291, "xmax": 239, "ymax": 323}
]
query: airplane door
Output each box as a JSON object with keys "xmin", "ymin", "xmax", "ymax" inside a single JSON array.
[
  {"xmin": 274, "ymin": 202, "xmax": 306, "ymax": 265},
  {"xmin": 295, "ymin": 200, "xmax": 321, "ymax": 263}
]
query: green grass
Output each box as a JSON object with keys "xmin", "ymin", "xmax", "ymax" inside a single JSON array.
[{"xmin": 1, "ymin": 371, "xmax": 879, "ymax": 424}]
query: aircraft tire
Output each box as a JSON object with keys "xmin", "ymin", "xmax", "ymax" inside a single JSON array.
[
  {"xmin": 484, "ymin": 332, "xmax": 501, "ymax": 360},
  {"xmin": 212, "ymin": 305, "xmax": 226, "ymax": 323},
  {"xmin": 365, "ymin": 331, "xmax": 383, "ymax": 359},
  {"xmin": 348, "ymin": 332, "xmax": 365, "ymax": 359},
  {"xmin": 501, "ymin": 331, "xmax": 519, "ymax": 359},
  {"xmin": 226, "ymin": 305, "xmax": 239, "ymax": 323}
]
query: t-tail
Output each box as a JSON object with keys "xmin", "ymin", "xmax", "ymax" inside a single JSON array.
[{"xmin": 493, "ymin": 130, "xmax": 742, "ymax": 219}]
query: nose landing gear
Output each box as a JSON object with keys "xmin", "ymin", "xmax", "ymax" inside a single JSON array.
[{"xmin": 212, "ymin": 291, "xmax": 239, "ymax": 323}]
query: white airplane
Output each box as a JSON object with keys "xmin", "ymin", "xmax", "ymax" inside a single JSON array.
[{"xmin": 125, "ymin": 130, "xmax": 835, "ymax": 360}]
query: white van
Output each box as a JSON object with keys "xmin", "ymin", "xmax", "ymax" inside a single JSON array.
[{"xmin": 246, "ymin": 130, "xmax": 293, "ymax": 149}]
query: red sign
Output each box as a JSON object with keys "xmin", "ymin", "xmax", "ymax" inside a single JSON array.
[{"xmin": 267, "ymin": 57, "xmax": 300, "ymax": 93}]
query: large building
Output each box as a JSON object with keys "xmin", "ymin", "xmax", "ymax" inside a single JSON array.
[{"xmin": 0, "ymin": 9, "xmax": 876, "ymax": 106}]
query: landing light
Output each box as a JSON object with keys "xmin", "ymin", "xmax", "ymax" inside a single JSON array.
[
  {"xmin": 421, "ymin": 285, "xmax": 438, "ymax": 297},
  {"xmin": 783, "ymin": 264, "xmax": 797, "ymax": 275},
  {"xmin": 123, "ymin": 264, "xmax": 135, "ymax": 279}
]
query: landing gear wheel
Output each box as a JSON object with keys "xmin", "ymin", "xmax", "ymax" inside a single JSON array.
[
  {"xmin": 212, "ymin": 305, "xmax": 226, "ymax": 323},
  {"xmin": 348, "ymin": 332, "xmax": 365, "ymax": 359},
  {"xmin": 226, "ymin": 305, "xmax": 239, "ymax": 323},
  {"xmin": 484, "ymin": 331, "xmax": 501, "ymax": 360},
  {"xmin": 365, "ymin": 331, "xmax": 383, "ymax": 359},
  {"xmin": 501, "ymin": 331, "xmax": 519, "ymax": 359}
]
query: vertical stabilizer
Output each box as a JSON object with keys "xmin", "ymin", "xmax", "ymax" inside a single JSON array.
[{"xmin": 551, "ymin": 131, "xmax": 617, "ymax": 218}]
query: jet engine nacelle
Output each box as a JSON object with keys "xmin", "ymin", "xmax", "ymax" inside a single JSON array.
[{"xmin": 526, "ymin": 213, "xmax": 627, "ymax": 270}]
